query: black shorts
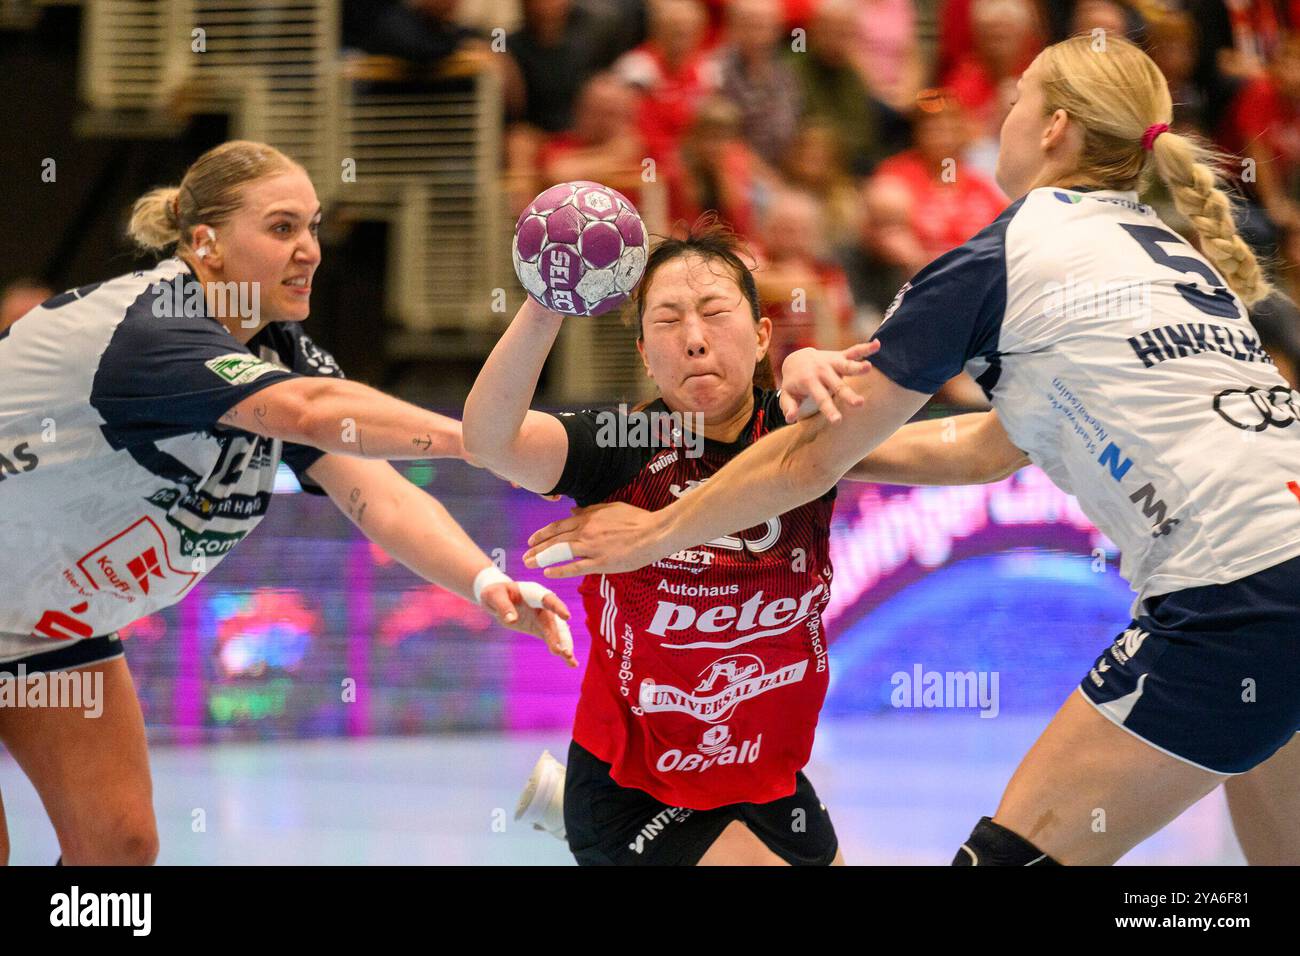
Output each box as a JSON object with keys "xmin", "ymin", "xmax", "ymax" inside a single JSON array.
[
  {"xmin": 563, "ymin": 740, "xmax": 839, "ymax": 866},
  {"xmin": 0, "ymin": 634, "xmax": 123, "ymax": 677},
  {"xmin": 1080, "ymin": 554, "xmax": 1300, "ymax": 774}
]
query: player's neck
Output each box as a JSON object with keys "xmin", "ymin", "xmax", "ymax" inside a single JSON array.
[
  {"xmin": 1028, "ymin": 163, "xmax": 1110, "ymax": 196},
  {"xmin": 180, "ymin": 254, "xmax": 269, "ymax": 344},
  {"xmin": 217, "ymin": 316, "xmax": 268, "ymax": 345}
]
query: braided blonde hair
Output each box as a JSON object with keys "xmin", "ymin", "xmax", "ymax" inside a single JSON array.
[{"xmin": 1037, "ymin": 35, "xmax": 1271, "ymax": 306}]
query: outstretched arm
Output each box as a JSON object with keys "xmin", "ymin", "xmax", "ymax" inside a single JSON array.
[
  {"xmin": 220, "ymin": 377, "xmax": 465, "ymax": 460},
  {"xmin": 524, "ymin": 370, "xmax": 931, "ymax": 577},
  {"xmin": 847, "ymin": 411, "xmax": 1029, "ymax": 485},
  {"xmin": 462, "ymin": 297, "xmax": 571, "ymax": 493},
  {"xmin": 307, "ymin": 452, "xmax": 576, "ymax": 666}
]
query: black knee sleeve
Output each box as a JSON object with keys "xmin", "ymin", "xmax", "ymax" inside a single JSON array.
[{"xmin": 952, "ymin": 816, "xmax": 1060, "ymax": 866}]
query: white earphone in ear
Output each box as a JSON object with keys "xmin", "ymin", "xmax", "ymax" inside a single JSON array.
[{"xmin": 194, "ymin": 229, "xmax": 215, "ymax": 260}]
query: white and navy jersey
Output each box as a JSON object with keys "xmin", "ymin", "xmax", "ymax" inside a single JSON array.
[
  {"xmin": 872, "ymin": 186, "xmax": 1300, "ymax": 610},
  {"xmin": 0, "ymin": 258, "xmax": 344, "ymax": 661}
]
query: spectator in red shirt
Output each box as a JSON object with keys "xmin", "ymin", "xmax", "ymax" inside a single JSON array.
[
  {"xmin": 942, "ymin": 0, "xmax": 1043, "ymax": 143},
  {"xmin": 612, "ymin": 0, "xmax": 720, "ymax": 162},
  {"xmin": 868, "ymin": 90, "xmax": 1008, "ymax": 265},
  {"xmin": 851, "ymin": 0, "xmax": 923, "ymax": 113},
  {"xmin": 535, "ymin": 73, "xmax": 646, "ymax": 189},
  {"xmin": 1223, "ymin": 35, "xmax": 1300, "ymax": 234}
]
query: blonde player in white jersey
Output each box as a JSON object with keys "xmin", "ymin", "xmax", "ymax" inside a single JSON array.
[
  {"xmin": 522, "ymin": 36, "xmax": 1300, "ymax": 864},
  {"xmin": 0, "ymin": 140, "xmax": 573, "ymax": 865}
]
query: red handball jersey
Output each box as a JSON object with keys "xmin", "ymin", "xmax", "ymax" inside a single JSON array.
[{"xmin": 546, "ymin": 388, "xmax": 835, "ymax": 809}]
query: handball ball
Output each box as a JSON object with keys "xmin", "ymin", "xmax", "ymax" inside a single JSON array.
[{"xmin": 513, "ymin": 181, "xmax": 648, "ymax": 316}]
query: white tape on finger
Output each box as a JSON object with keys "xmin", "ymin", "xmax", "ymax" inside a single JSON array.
[
  {"xmin": 553, "ymin": 617, "xmax": 574, "ymax": 655},
  {"xmin": 518, "ymin": 582, "xmax": 574, "ymax": 654},
  {"xmin": 516, "ymin": 580, "xmax": 554, "ymax": 609},
  {"xmin": 533, "ymin": 541, "xmax": 574, "ymax": 568}
]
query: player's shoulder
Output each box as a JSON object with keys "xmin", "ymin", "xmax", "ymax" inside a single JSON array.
[
  {"xmin": 1003, "ymin": 188, "xmax": 1132, "ymax": 275},
  {"xmin": 904, "ymin": 195, "xmax": 1023, "ymax": 295},
  {"xmin": 36, "ymin": 258, "xmax": 192, "ymax": 328},
  {"xmin": 13, "ymin": 259, "xmax": 209, "ymax": 373},
  {"xmin": 1008, "ymin": 186, "xmax": 1156, "ymax": 242}
]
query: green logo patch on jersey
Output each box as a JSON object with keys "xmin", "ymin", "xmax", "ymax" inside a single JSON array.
[{"xmin": 205, "ymin": 353, "xmax": 282, "ymax": 386}]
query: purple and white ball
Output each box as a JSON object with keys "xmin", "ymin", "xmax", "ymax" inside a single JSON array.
[{"xmin": 513, "ymin": 181, "xmax": 649, "ymax": 316}]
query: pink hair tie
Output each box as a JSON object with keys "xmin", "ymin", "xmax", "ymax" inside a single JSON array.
[{"xmin": 1141, "ymin": 123, "xmax": 1170, "ymax": 152}]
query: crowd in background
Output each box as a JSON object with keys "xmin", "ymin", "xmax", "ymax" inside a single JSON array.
[
  {"xmin": 9, "ymin": 0, "xmax": 1300, "ymax": 395},
  {"xmin": 485, "ymin": 0, "xmax": 1300, "ymax": 395}
]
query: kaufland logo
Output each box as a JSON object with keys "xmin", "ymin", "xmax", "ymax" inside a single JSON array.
[
  {"xmin": 76, "ymin": 517, "xmax": 198, "ymax": 602},
  {"xmin": 638, "ymin": 653, "xmax": 808, "ymax": 724},
  {"xmin": 126, "ymin": 548, "xmax": 163, "ymax": 594}
]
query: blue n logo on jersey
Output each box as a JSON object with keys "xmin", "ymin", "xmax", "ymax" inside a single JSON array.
[{"xmin": 1098, "ymin": 442, "xmax": 1133, "ymax": 481}]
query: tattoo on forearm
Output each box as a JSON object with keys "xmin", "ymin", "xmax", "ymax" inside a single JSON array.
[
  {"xmin": 254, "ymin": 404, "xmax": 267, "ymax": 423},
  {"xmin": 346, "ymin": 486, "xmax": 368, "ymax": 524},
  {"xmin": 412, "ymin": 433, "xmax": 432, "ymax": 452}
]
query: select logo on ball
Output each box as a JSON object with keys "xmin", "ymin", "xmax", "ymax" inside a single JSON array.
[{"xmin": 512, "ymin": 181, "xmax": 650, "ymax": 316}]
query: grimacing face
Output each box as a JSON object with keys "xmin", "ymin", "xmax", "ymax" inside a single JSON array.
[
  {"xmin": 637, "ymin": 254, "xmax": 771, "ymax": 420},
  {"xmin": 195, "ymin": 168, "xmax": 322, "ymax": 325}
]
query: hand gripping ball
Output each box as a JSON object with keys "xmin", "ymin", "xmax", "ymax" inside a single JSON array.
[{"xmin": 512, "ymin": 181, "xmax": 649, "ymax": 316}]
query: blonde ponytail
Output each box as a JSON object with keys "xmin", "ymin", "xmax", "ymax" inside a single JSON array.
[
  {"xmin": 1037, "ymin": 35, "xmax": 1271, "ymax": 307},
  {"xmin": 128, "ymin": 186, "xmax": 183, "ymax": 253},
  {"xmin": 125, "ymin": 140, "xmax": 303, "ymax": 259},
  {"xmin": 1148, "ymin": 132, "xmax": 1272, "ymax": 307}
]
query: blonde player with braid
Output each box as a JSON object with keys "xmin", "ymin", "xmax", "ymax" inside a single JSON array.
[{"xmin": 524, "ymin": 35, "xmax": 1300, "ymax": 864}]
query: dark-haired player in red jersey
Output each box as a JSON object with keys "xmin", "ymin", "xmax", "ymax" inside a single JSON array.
[{"xmin": 465, "ymin": 221, "xmax": 1022, "ymax": 865}]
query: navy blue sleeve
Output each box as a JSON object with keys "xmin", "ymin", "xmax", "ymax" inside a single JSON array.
[
  {"xmin": 868, "ymin": 204, "xmax": 1016, "ymax": 395},
  {"xmin": 90, "ymin": 293, "xmax": 298, "ymax": 447},
  {"xmin": 248, "ymin": 322, "xmax": 348, "ymax": 496}
]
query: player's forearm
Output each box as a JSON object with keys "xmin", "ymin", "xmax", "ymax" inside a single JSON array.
[
  {"xmin": 644, "ymin": 419, "xmax": 846, "ymax": 559},
  {"xmin": 462, "ymin": 298, "xmax": 564, "ymax": 462},
  {"xmin": 354, "ymin": 479, "xmax": 494, "ymax": 603},
  {"xmin": 647, "ymin": 376, "xmax": 929, "ymax": 559},
  {"xmin": 848, "ymin": 413, "xmax": 1025, "ymax": 485},
  {"xmin": 299, "ymin": 379, "xmax": 465, "ymax": 460}
]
